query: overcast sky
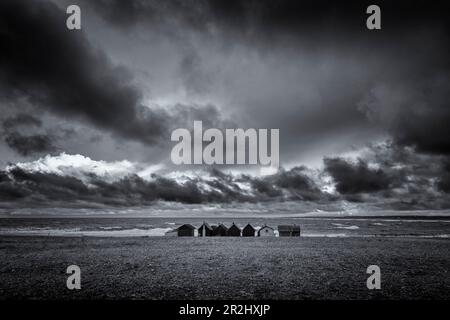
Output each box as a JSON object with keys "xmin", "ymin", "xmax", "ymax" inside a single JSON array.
[{"xmin": 0, "ymin": 0, "xmax": 449, "ymax": 209}]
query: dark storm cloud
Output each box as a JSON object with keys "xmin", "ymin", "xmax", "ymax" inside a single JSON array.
[
  {"xmin": 82, "ymin": 0, "xmax": 450, "ymax": 163},
  {"xmin": 1, "ymin": 0, "xmax": 450, "ymax": 211},
  {"xmin": 437, "ymin": 160, "xmax": 450, "ymax": 193},
  {"xmin": 3, "ymin": 133, "xmax": 56, "ymax": 157},
  {"xmin": 1, "ymin": 114, "xmax": 57, "ymax": 156},
  {"xmin": 0, "ymin": 164, "xmax": 324, "ymax": 207},
  {"xmin": 54, "ymin": 0, "xmax": 450, "ymax": 167},
  {"xmin": 0, "ymin": 0, "xmax": 169, "ymax": 146},
  {"xmin": 362, "ymin": 75, "xmax": 450, "ymax": 155},
  {"xmin": 321, "ymin": 143, "xmax": 450, "ymax": 208},
  {"xmin": 2, "ymin": 114, "xmax": 42, "ymax": 130},
  {"xmin": 1, "ymin": 145, "xmax": 450, "ymax": 208},
  {"xmin": 242, "ymin": 166, "xmax": 322, "ymax": 201},
  {"xmin": 323, "ymin": 157, "xmax": 401, "ymax": 194},
  {"xmin": 79, "ymin": 0, "xmax": 449, "ymax": 37}
]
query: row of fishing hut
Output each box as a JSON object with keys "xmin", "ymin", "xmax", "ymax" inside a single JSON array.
[{"xmin": 166, "ymin": 222, "xmax": 301, "ymax": 237}]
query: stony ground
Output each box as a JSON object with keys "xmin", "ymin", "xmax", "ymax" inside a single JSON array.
[{"xmin": 0, "ymin": 236, "xmax": 449, "ymax": 299}]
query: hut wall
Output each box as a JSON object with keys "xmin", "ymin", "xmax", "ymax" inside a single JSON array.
[
  {"xmin": 258, "ymin": 227, "xmax": 275, "ymax": 237},
  {"xmin": 213, "ymin": 226, "xmax": 228, "ymax": 236},
  {"xmin": 227, "ymin": 226, "xmax": 241, "ymax": 236},
  {"xmin": 178, "ymin": 229, "xmax": 194, "ymax": 236},
  {"xmin": 198, "ymin": 225, "xmax": 213, "ymax": 237},
  {"xmin": 242, "ymin": 226, "xmax": 255, "ymax": 237}
]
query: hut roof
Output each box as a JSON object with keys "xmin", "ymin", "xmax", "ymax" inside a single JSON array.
[
  {"xmin": 217, "ymin": 223, "xmax": 228, "ymax": 230},
  {"xmin": 278, "ymin": 224, "xmax": 300, "ymax": 231},
  {"xmin": 177, "ymin": 224, "xmax": 196, "ymax": 231},
  {"xmin": 243, "ymin": 223, "xmax": 255, "ymax": 231},
  {"xmin": 228, "ymin": 223, "xmax": 241, "ymax": 231},
  {"xmin": 259, "ymin": 225, "xmax": 274, "ymax": 231},
  {"xmin": 199, "ymin": 221, "xmax": 213, "ymax": 230}
]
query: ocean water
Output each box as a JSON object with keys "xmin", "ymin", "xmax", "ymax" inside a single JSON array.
[{"xmin": 1, "ymin": 216, "xmax": 450, "ymax": 238}]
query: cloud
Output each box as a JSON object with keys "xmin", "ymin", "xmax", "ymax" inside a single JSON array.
[
  {"xmin": 4, "ymin": 133, "xmax": 56, "ymax": 157},
  {"xmin": 1, "ymin": 149, "xmax": 450, "ymax": 209},
  {"xmin": 2, "ymin": 114, "xmax": 42, "ymax": 130},
  {"xmin": 358, "ymin": 76, "xmax": 450, "ymax": 155},
  {"xmin": 3, "ymin": 0, "xmax": 447, "ymax": 169},
  {"xmin": 1, "ymin": 1, "xmax": 450, "ymax": 211},
  {"xmin": 321, "ymin": 142, "xmax": 450, "ymax": 209},
  {"xmin": 10, "ymin": 153, "xmax": 137, "ymax": 183},
  {"xmin": 324, "ymin": 157, "xmax": 398, "ymax": 195},
  {"xmin": 0, "ymin": 0, "xmax": 169, "ymax": 146},
  {"xmin": 78, "ymin": 0, "xmax": 449, "ymax": 39},
  {"xmin": 0, "ymin": 153, "xmax": 325, "ymax": 207},
  {"xmin": 242, "ymin": 166, "xmax": 322, "ymax": 201},
  {"xmin": 0, "ymin": 0, "xmax": 232, "ymax": 155},
  {"xmin": 437, "ymin": 160, "xmax": 450, "ymax": 193},
  {"xmin": 1, "ymin": 114, "xmax": 57, "ymax": 156}
]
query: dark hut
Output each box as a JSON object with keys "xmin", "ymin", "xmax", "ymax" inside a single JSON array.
[
  {"xmin": 227, "ymin": 223, "xmax": 241, "ymax": 237},
  {"xmin": 242, "ymin": 224, "xmax": 256, "ymax": 237},
  {"xmin": 198, "ymin": 221, "xmax": 213, "ymax": 237},
  {"xmin": 212, "ymin": 223, "xmax": 228, "ymax": 236},
  {"xmin": 292, "ymin": 224, "xmax": 301, "ymax": 236},
  {"xmin": 177, "ymin": 224, "xmax": 196, "ymax": 237},
  {"xmin": 278, "ymin": 224, "xmax": 301, "ymax": 237}
]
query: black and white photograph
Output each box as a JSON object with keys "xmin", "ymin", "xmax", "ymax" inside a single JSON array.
[{"xmin": 0, "ymin": 0, "xmax": 449, "ymax": 313}]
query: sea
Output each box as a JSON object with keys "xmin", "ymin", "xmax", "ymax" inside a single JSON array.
[{"xmin": 1, "ymin": 202, "xmax": 450, "ymax": 238}]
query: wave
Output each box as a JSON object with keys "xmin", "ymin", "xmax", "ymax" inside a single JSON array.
[
  {"xmin": 332, "ymin": 223, "xmax": 360, "ymax": 230},
  {"xmin": 302, "ymin": 233, "xmax": 450, "ymax": 239},
  {"xmin": 0, "ymin": 227, "xmax": 172, "ymax": 237}
]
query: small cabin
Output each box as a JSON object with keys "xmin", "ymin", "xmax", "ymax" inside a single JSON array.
[
  {"xmin": 242, "ymin": 224, "xmax": 256, "ymax": 237},
  {"xmin": 278, "ymin": 224, "xmax": 301, "ymax": 237},
  {"xmin": 177, "ymin": 224, "xmax": 196, "ymax": 236},
  {"xmin": 198, "ymin": 221, "xmax": 213, "ymax": 237},
  {"xmin": 292, "ymin": 225, "xmax": 300, "ymax": 236},
  {"xmin": 212, "ymin": 223, "xmax": 228, "ymax": 236},
  {"xmin": 258, "ymin": 225, "xmax": 275, "ymax": 237},
  {"xmin": 227, "ymin": 223, "xmax": 241, "ymax": 237}
]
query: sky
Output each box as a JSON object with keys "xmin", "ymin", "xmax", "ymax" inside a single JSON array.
[{"xmin": 0, "ymin": 0, "xmax": 449, "ymax": 210}]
